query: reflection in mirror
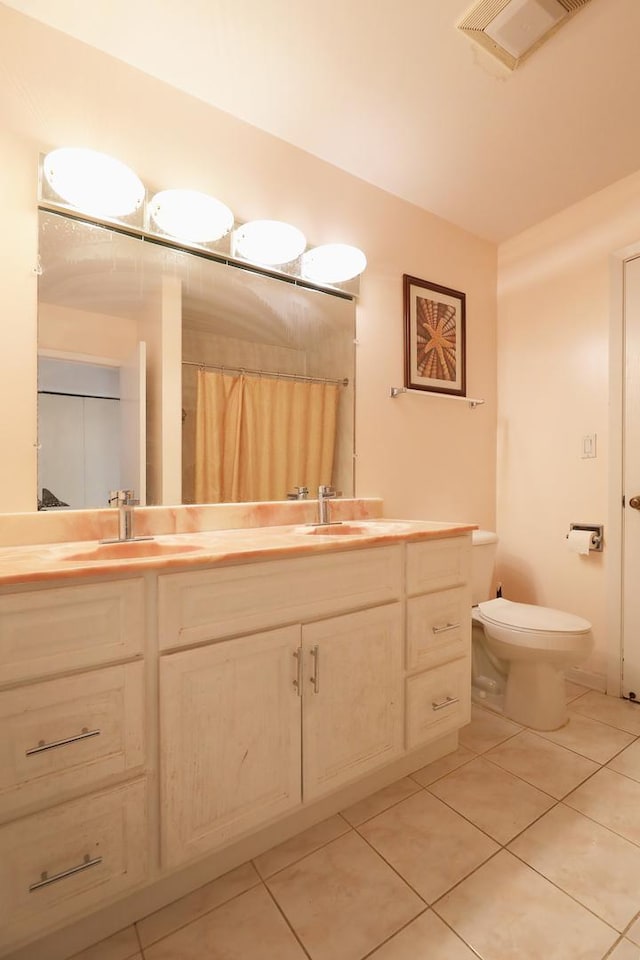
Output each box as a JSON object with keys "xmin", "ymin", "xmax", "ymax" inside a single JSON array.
[{"xmin": 37, "ymin": 212, "xmax": 355, "ymax": 510}]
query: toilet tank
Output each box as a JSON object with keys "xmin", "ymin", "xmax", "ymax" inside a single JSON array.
[{"xmin": 471, "ymin": 530, "xmax": 498, "ymax": 605}]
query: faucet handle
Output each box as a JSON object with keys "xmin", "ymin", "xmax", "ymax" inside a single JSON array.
[
  {"xmin": 318, "ymin": 485, "xmax": 341, "ymax": 498},
  {"xmin": 108, "ymin": 489, "xmax": 138, "ymax": 506}
]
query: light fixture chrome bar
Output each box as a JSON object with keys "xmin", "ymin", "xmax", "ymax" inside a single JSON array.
[{"xmin": 183, "ymin": 360, "xmax": 348, "ymax": 388}]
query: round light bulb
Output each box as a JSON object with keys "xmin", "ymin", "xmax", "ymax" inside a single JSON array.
[
  {"xmin": 43, "ymin": 148, "xmax": 145, "ymax": 219},
  {"xmin": 148, "ymin": 189, "xmax": 234, "ymax": 243},
  {"xmin": 301, "ymin": 243, "xmax": 367, "ymax": 284},
  {"xmin": 234, "ymin": 220, "xmax": 306, "ymax": 266}
]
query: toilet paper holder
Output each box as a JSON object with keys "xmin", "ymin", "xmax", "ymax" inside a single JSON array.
[{"xmin": 567, "ymin": 523, "xmax": 604, "ymax": 552}]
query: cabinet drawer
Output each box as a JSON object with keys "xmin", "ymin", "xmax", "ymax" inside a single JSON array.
[
  {"xmin": 406, "ymin": 658, "xmax": 471, "ymax": 750},
  {"xmin": 406, "ymin": 536, "xmax": 470, "ymax": 596},
  {"xmin": 0, "ymin": 779, "xmax": 147, "ymax": 952},
  {"xmin": 0, "ymin": 662, "xmax": 145, "ymax": 821},
  {"xmin": 407, "ymin": 587, "xmax": 470, "ymax": 673},
  {"xmin": 0, "ymin": 579, "xmax": 145, "ymax": 685},
  {"xmin": 158, "ymin": 546, "xmax": 402, "ymax": 650}
]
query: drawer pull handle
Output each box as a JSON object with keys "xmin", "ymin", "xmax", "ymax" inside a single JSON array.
[
  {"xmin": 29, "ymin": 854, "xmax": 102, "ymax": 892},
  {"xmin": 310, "ymin": 645, "xmax": 320, "ymax": 694},
  {"xmin": 432, "ymin": 695, "xmax": 459, "ymax": 712},
  {"xmin": 26, "ymin": 727, "xmax": 101, "ymax": 757},
  {"xmin": 432, "ymin": 622, "xmax": 461, "ymax": 635}
]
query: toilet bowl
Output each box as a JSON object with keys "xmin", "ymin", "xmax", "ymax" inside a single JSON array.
[{"xmin": 471, "ymin": 532, "xmax": 593, "ymax": 731}]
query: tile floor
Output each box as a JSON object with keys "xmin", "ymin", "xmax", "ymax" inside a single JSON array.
[{"xmin": 69, "ymin": 685, "xmax": 640, "ymax": 960}]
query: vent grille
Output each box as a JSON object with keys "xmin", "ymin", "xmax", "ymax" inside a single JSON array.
[{"xmin": 458, "ymin": 0, "xmax": 594, "ymax": 70}]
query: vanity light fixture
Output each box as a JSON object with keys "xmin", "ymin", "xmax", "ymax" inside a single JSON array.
[
  {"xmin": 301, "ymin": 243, "xmax": 367, "ymax": 284},
  {"xmin": 39, "ymin": 147, "xmax": 367, "ymax": 295},
  {"xmin": 148, "ymin": 188, "xmax": 234, "ymax": 243},
  {"xmin": 42, "ymin": 148, "xmax": 145, "ymax": 219},
  {"xmin": 233, "ymin": 220, "xmax": 307, "ymax": 266}
]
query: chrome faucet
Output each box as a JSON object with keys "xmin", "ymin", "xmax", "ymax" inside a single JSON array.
[
  {"xmin": 287, "ymin": 486, "xmax": 309, "ymax": 500},
  {"xmin": 108, "ymin": 489, "xmax": 139, "ymax": 542},
  {"xmin": 317, "ymin": 485, "xmax": 340, "ymax": 525}
]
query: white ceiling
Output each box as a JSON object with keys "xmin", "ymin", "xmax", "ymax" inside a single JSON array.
[{"xmin": 4, "ymin": 0, "xmax": 640, "ymax": 241}]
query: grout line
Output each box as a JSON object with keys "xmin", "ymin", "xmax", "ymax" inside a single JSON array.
[
  {"xmin": 340, "ymin": 780, "xmax": 422, "ymax": 828},
  {"xmin": 134, "ymin": 872, "xmax": 263, "ymax": 951},
  {"xmin": 134, "ymin": 923, "xmax": 145, "ymax": 959},
  {"xmin": 253, "ymin": 824, "xmax": 355, "ymax": 882},
  {"xmin": 357, "ymin": 906, "xmax": 431, "ymax": 959},
  {"xmin": 262, "ymin": 879, "xmax": 314, "ymax": 959}
]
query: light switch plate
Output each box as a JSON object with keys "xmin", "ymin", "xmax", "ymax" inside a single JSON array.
[{"xmin": 581, "ymin": 434, "xmax": 597, "ymax": 459}]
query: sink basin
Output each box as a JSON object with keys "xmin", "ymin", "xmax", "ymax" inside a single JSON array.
[
  {"xmin": 63, "ymin": 541, "xmax": 202, "ymax": 561},
  {"xmin": 302, "ymin": 523, "xmax": 369, "ymax": 536},
  {"xmin": 297, "ymin": 520, "xmax": 416, "ymax": 537}
]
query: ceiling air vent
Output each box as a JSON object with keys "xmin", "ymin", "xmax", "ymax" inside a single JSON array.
[{"xmin": 457, "ymin": 0, "xmax": 594, "ymax": 70}]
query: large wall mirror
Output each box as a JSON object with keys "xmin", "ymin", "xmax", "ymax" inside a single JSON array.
[{"xmin": 37, "ymin": 212, "xmax": 355, "ymax": 510}]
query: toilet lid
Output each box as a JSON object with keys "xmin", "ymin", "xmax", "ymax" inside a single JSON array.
[{"xmin": 478, "ymin": 598, "xmax": 591, "ymax": 634}]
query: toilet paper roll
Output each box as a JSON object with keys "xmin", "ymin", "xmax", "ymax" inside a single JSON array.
[{"xmin": 567, "ymin": 529, "xmax": 592, "ymax": 555}]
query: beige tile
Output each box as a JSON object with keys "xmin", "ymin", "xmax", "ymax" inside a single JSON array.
[
  {"xmin": 569, "ymin": 690, "xmax": 640, "ymax": 735},
  {"xmin": 536, "ymin": 711, "xmax": 635, "ymax": 764},
  {"xmin": 509, "ymin": 804, "xmax": 640, "ymax": 930},
  {"xmin": 485, "ymin": 730, "xmax": 599, "ymax": 799},
  {"xmin": 566, "ymin": 680, "xmax": 591, "ymax": 702},
  {"xmin": 608, "ymin": 740, "xmax": 640, "ymax": 782},
  {"xmin": 428, "ymin": 757, "xmax": 554, "ymax": 844},
  {"xmin": 145, "ymin": 884, "xmax": 306, "ymax": 960},
  {"xmin": 69, "ymin": 928, "xmax": 140, "ymax": 960},
  {"xmin": 137, "ymin": 861, "xmax": 260, "ymax": 947},
  {"xmin": 411, "ymin": 745, "xmax": 476, "ymax": 787},
  {"xmin": 254, "ymin": 814, "xmax": 350, "ymax": 877},
  {"xmin": 565, "ymin": 768, "xmax": 640, "ymax": 845},
  {"xmin": 266, "ymin": 830, "xmax": 424, "ymax": 960},
  {"xmin": 458, "ymin": 705, "xmax": 522, "ymax": 754},
  {"xmin": 341, "ymin": 777, "xmax": 421, "ymax": 826},
  {"xmin": 627, "ymin": 917, "xmax": 640, "ymax": 946},
  {"xmin": 368, "ymin": 909, "xmax": 478, "ymax": 959},
  {"xmin": 434, "ymin": 850, "xmax": 617, "ymax": 960},
  {"xmin": 358, "ymin": 790, "xmax": 498, "ymax": 903},
  {"xmin": 608, "ymin": 941, "xmax": 640, "ymax": 960}
]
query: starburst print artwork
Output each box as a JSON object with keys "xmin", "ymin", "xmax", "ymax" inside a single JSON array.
[
  {"xmin": 415, "ymin": 296, "xmax": 456, "ymax": 381},
  {"xmin": 403, "ymin": 274, "xmax": 466, "ymax": 396}
]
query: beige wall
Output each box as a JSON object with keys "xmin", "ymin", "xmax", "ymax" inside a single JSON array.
[
  {"xmin": 0, "ymin": 5, "xmax": 496, "ymax": 528},
  {"xmin": 497, "ymin": 167, "xmax": 640, "ymax": 680}
]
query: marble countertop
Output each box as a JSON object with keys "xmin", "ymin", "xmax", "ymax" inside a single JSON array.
[{"xmin": 0, "ymin": 519, "xmax": 476, "ymax": 586}]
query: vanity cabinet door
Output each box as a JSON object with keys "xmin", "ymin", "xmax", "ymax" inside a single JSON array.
[
  {"xmin": 160, "ymin": 626, "xmax": 302, "ymax": 868},
  {"xmin": 302, "ymin": 604, "xmax": 403, "ymax": 802}
]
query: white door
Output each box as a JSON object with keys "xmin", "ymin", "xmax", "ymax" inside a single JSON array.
[
  {"xmin": 119, "ymin": 341, "xmax": 146, "ymax": 505},
  {"xmin": 622, "ymin": 256, "xmax": 640, "ymax": 698}
]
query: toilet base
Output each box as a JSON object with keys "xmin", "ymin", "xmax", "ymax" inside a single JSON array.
[{"xmin": 503, "ymin": 661, "xmax": 568, "ymax": 731}]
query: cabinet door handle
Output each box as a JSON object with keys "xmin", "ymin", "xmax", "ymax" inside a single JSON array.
[
  {"xmin": 432, "ymin": 622, "xmax": 461, "ymax": 635},
  {"xmin": 293, "ymin": 649, "xmax": 303, "ymax": 696},
  {"xmin": 29, "ymin": 854, "xmax": 102, "ymax": 892},
  {"xmin": 309, "ymin": 645, "xmax": 320, "ymax": 694},
  {"xmin": 25, "ymin": 727, "xmax": 101, "ymax": 757},
  {"xmin": 432, "ymin": 695, "xmax": 459, "ymax": 712}
]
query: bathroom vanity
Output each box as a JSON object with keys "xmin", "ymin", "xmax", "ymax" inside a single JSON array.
[{"xmin": 0, "ymin": 510, "xmax": 473, "ymax": 959}]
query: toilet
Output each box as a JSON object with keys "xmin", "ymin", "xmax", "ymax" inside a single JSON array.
[{"xmin": 471, "ymin": 530, "xmax": 593, "ymax": 731}]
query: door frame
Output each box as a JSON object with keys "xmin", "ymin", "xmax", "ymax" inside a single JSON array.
[{"xmin": 608, "ymin": 240, "xmax": 640, "ymax": 697}]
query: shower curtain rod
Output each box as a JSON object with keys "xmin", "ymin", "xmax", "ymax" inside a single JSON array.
[{"xmin": 182, "ymin": 360, "xmax": 348, "ymax": 388}]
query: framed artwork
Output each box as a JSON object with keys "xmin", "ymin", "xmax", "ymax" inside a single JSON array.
[{"xmin": 403, "ymin": 274, "xmax": 466, "ymax": 397}]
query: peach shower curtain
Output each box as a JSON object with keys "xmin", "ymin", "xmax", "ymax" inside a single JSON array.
[{"xmin": 194, "ymin": 369, "xmax": 340, "ymax": 503}]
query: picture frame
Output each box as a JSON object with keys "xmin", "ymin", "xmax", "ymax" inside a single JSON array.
[{"xmin": 403, "ymin": 274, "xmax": 466, "ymax": 397}]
